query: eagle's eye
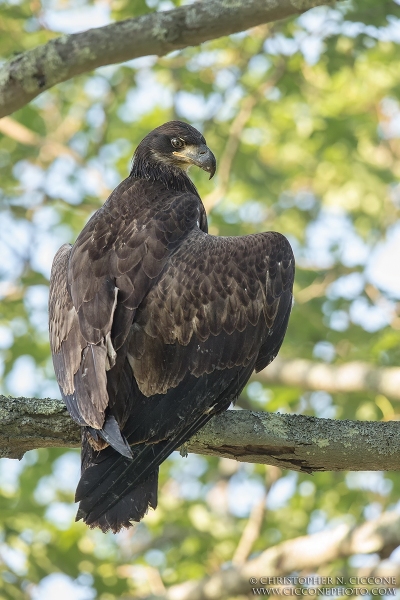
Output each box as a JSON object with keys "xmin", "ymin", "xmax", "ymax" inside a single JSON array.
[{"xmin": 171, "ymin": 138, "xmax": 184, "ymax": 149}]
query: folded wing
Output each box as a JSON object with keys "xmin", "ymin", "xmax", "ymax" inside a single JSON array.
[
  {"xmin": 49, "ymin": 181, "xmax": 208, "ymax": 434},
  {"xmin": 128, "ymin": 229, "xmax": 294, "ymax": 398}
]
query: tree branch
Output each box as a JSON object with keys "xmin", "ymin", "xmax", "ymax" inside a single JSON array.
[
  {"xmin": 254, "ymin": 358, "xmax": 400, "ymax": 400},
  {"xmin": 1, "ymin": 395, "xmax": 400, "ymax": 472},
  {"xmin": 1, "ymin": 0, "xmax": 335, "ymax": 118},
  {"xmin": 142, "ymin": 511, "xmax": 400, "ymax": 600}
]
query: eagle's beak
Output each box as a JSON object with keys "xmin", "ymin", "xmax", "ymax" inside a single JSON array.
[
  {"xmin": 173, "ymin": 144, "xmax": 217, "ymax": 179},
  {"xmin": 192, "ymin": 144, "xmax": 217, "ymax": 179}
]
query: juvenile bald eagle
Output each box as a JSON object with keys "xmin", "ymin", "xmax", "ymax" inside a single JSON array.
[{"xmin": 49, "ymin": 121, "xmax": 294, "ymax": 533}]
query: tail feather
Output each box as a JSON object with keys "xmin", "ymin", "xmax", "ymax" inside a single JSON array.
[
  {"xmin": 76, "ymin": 456, "xmax": 158, "ymax": 533},
  {"xmin": 76, "ymin": 410, "xmax": 213, "ymax": 529},
  {"xmin": 75, "ymin": 364, "xmax": 255, "ymax": 533},
  {"xmin": 76, "ymin": 371, "xmax": 218, "ymax": 505}
]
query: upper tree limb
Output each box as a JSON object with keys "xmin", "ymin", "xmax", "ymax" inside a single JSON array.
[{"xmin": 0, "ymin": 0, "xmax": 339, "ymax": 118}]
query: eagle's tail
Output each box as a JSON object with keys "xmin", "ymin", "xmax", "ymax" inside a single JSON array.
[
  {"xmin": 75, "ymin": 439, "xmax": 159, "ymax": 533},
  {"xmin": 75, "ymin": 362, "xmax": 257, "ymax": 533},
  {"xmin": 75, "ymin": 407, "xmax": 214, "ymax": 533}
]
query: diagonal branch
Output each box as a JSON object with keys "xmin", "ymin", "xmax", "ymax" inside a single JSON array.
[
  {"xmin": 203, "ymin": 59, "xmax": 286, "ymax": 212},
  {"xmin": 0, "ymin": 0, "xmax": 337, "ymax": 118},
  {"xmin": 231, "ymin": 466, "xmax": 281, "ymax": 567},
  {"xmin": 142, "ymin": 511, "xmax": 400, "ymax": 600},
  {"xmin": 1, "ymin": 395, "xmax": 400, "ymax": 472}
]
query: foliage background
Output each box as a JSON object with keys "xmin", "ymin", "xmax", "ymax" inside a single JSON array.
[{"xmin": 1, "ymin": 0, "xmax": 400, "ymax": 597}]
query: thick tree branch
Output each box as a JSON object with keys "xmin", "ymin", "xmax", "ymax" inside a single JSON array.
[
  {"xmin": 1, "ymin": 395, "xmax": 400, "ymax": 472},
  {"xmin": 141, "ymin": 511, "xmax": 400, "ymax": 600},
  {"xmin": 254, "ymin": 358, "xmax": 400, "ymax": 400},
  {"xmin": 0, "ymin": 0, "xmax": 335, "ymax": 118}
]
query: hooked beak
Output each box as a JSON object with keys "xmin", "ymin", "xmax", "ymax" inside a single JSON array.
[{"xmin": 173, "ymin": 144, "xmax": 217, "ymax": 179}]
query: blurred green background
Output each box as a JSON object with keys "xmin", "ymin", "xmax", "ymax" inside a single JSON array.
[{"xmin": 1, "ymin": 0, "xmax": 400, "ymax": 598}]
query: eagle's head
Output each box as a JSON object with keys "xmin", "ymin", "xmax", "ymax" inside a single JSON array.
[{"xmin": 133, "ymin": 121, "xmax": 216, "ymax": 180}]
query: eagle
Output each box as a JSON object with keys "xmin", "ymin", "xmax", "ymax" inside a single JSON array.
[{"xmin": 49, "ymin": 121, "xmax": 295, "ymax": 533}]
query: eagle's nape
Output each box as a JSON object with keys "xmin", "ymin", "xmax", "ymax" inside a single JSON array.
[{"xmin": 48, "ymin": 120, "xmax": 295, "ymax": 533}]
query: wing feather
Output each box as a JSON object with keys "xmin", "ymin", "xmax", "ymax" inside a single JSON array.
[
  {"xmin": 129, "ymin": 230, "xmax": 294, "ymax": 396},
  {"xmin": 49, "ymin": 244, "xmax": 110, "ymax": 428},
  {"xmin": 49, "ymin": 180, "xmax": 207, "ymax": 433},
  {"xmin": 49, "ymin": 244, "xmax": 85, "ymax": 397}
]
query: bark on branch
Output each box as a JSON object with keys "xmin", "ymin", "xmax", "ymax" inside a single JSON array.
[
  {"xmin": 1, "ymin": 395, "xmax": 400, "ymax": 472},
  {"xmin": 1, "ymin": 0, "xmax": 335, "ymax": 118},
  {"xmin": 254, "ymin": 358, "xmax": 400, "ymax": 400}
]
